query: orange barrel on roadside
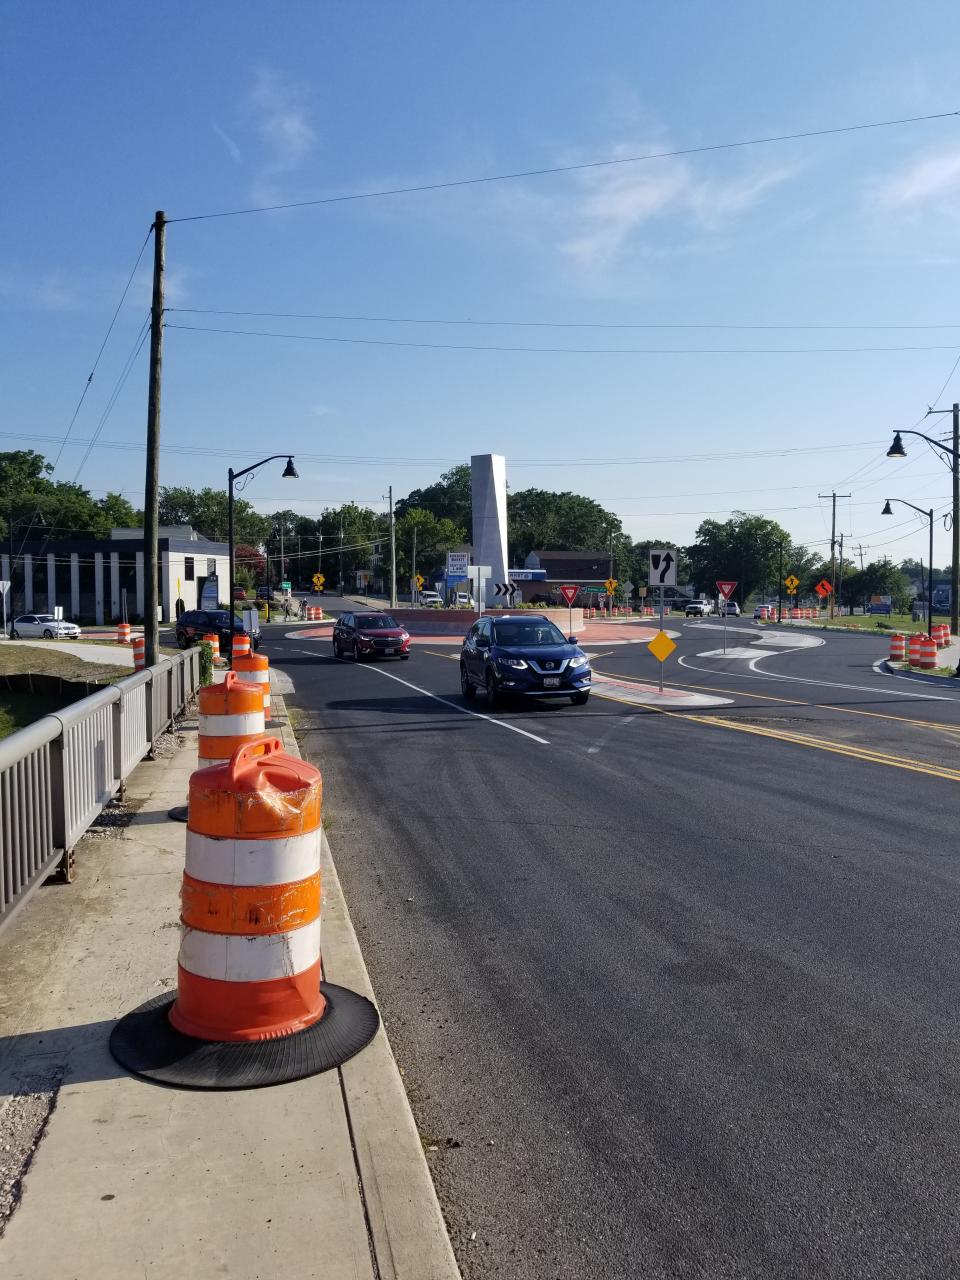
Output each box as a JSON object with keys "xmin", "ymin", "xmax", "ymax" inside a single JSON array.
[
  {"xmin": 918, "ymin": 635, "xmax": 938, "ymax": 670},
  {"xmin": 233, "ymin": 651, "xmax": 271, "ymax": 716},
  {"xmin": 117, "ymin": 621, "xmax": 131, "ymax": 644},
  {"xmin": 907, "ymin": 633, "xmax": 923, "ymax": 665},
  {"xmin": 170, "ymin": 738, "xmax": 324, "ymax": 1042},
  {"xmin": 232, "ymin": 633, "xmax": 251, "ymax": 660},
  {"xmin": 202, "ymin": 632, "xmax": 221, "ymax": 663},
  {"xmin": 889, "ymin": 633, "xmax": 905, "ymax": 661},
  {"xmin": 197, "ymin": 670, "xmax": 265, "ymax": 767},
  {"xmin": 933, "ymin": 622, "xmax": 948, "ymax": 648},
  {"xmin": 133, "ymin": 636, "xmax": 146, "ymax": 670}
]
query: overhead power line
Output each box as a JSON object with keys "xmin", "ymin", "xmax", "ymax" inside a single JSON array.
[
  {"xmin": 168, "ymin": 307, "xmax": 960, "ymax": 333},
  {"xmin": 0, "ymin": 429, "xmax": 890, "ymax": 467},
  {"xmin": 167, "ymin": 322, "xmax": 960, "ymax": 356},
  {"xmin": 165, "ymin": 109, "xmax": 960, "ymax": 224}
]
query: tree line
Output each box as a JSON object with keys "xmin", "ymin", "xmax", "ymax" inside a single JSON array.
[{"xmin": 0, "ymin": 450, "xmax": 935, "ymax": 607}]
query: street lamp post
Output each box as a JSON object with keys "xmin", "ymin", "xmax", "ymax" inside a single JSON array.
[
  {"xmin": 881, "ymin": 498, "xmax": 933, "ymax": 638},
  {"xmin": 888, "ymin": 405, "xmax": 959, "ymax": 637},
  {"xmin": 228, "ymin": 455, "xmax": 297, "ymax": 665}
]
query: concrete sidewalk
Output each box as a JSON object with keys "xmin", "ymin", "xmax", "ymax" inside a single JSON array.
[{"xmin": 0, "ymin": 696, "xmax": 460, "ymax": 1280}]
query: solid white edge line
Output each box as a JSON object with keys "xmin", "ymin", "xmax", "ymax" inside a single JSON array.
[
  {"xmin": 314, "ymin": 651, "xmax": 550, "ymax": 744},
  {"xmin": 677, "ymin": 653, "xmax": 960, "ymax": 703}
]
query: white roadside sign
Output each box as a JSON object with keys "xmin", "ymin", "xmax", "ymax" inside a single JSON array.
[{"xmin": 648, "ymin": 548, "xmax": 678, "ymax": 588}]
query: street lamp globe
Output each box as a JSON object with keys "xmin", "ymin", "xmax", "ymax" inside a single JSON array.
[
  {"xmin": 881, "ymin": 500, "xmax": 894, "ymax": 516},
  {"xmin": 886, "ymin": 432, "xmax": 907, "ymax": 459}
]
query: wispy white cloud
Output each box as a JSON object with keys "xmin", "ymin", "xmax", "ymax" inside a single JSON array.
[
  {"xmin": 0, "ymin": 269, "xmax": 80, "ymax": 311},
  {"xmin": 875, "ymin": 148, "xmax": 960, "ymax": 208},
  {"xmin": 309, "ymin": 403, "xmax": 336, "ymax": 418},
  {"xmin": 212, "ymin": 120, "xmax": 242, "ymax": 164},
  {"xmin": 248, "ymin": 69, "xmax": 315, "ymax": 173}
]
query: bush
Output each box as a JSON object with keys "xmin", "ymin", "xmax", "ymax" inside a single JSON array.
[{"xmin": 199, "ymin": 641, "xmax": 214, "ymax": 687}]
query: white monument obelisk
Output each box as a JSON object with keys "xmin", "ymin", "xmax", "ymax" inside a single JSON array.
[{"xmin": 470, "ymin": 454, "xmax": 509, "ymax": 607}]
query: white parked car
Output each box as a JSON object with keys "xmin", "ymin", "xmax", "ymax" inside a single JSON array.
[
  {"xmin": 12, "ymin": 613, "xmax": 82, "ymax": 640},
  {"xmin": 418, "ymin": 590, "xmax": 444, "ymax": 609},
  {"xmin": 454, "ymin": 592, "xmax": 474, "ymax": 608}
]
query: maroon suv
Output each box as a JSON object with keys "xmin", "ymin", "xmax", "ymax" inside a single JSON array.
[{"xmin": 332, "ymin": 611, "xmax": 411, "ymax": 661}]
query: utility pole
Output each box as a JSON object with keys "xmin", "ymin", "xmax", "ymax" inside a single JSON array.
[
  {"xmin": 339, "ymin": 514, "xmax": 344, "ymax": 594},
  {"xmin": 388, "ymin": 485, "xmax": 397, "ymax": 608},
  {"xmin": 837, "ymin": 533, "xmax": 845, "ymax": 615},
  {"xmin": 143, "ymin": 212, "xmax": 165, "ymax": 667},
  {"xmin": 818, "ymin": 490, "xmax": 850, "ymax": 620},
  {"xmin": 318, "ymin": 531, "xmax": 323, "ymax": 576},
  {"xmin": 608, "ymin": 528, "xmax": 614, "ymax": 618},
  {"xmin": 856, "ymin": 544, "xmax": 865, "ymax": 572},
  {"xmin": 953, "ymin": 403, "xmax": 959, "ymax": 638},
  {"xmin": 411, "ymin": 524, "xmax": 417, "ymax": 605},
  {"xmin": 777, "ymin": 540, "xmax": 783, "ymax": 623}
]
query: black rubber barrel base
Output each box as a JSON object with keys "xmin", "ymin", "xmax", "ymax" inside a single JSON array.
[
  {"xmin": 109, "ymin": 982, "xmax": 379, "ymax": 1089},
  {"xmin": 167, "ymin": 805, "xmax": 189, "ymax": 823}
]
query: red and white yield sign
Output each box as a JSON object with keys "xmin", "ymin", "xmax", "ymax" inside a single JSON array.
[
  {"xmin": 559, "ymin": 584, "xmax": 579, "ymax": 606},
  {"xmin": 716, "ymin": 580, "xmax": 738, "ymax": 601}
]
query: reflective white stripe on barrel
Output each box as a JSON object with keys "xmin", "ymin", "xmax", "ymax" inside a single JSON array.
[
  {"xmin": 198, "ymin": 710, "xmax": 265, "ymax": 737},
  {"xmin": 179, "ymin": 917, "xmax": 321, "ymax": 982},
  {"xmin": 185, "ymin": 830, "xmax": 320, "ymax": 887}
]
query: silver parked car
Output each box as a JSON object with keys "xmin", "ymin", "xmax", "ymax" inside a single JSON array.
[{"xmin": 11, "ymin": 613, "xmax": 82, "ymax": 640}]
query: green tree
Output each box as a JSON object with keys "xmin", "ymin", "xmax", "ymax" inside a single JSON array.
[
  {"xmin": 686, "ymin": 513, "xmax": 799, "ymax": 605},
  {"xmin": 159, "ymin": 486, "xmax": 271, "ymax": 546},
  {"xmin": 315, "ymin": 504, "xmax": 384, "ymax": 591},
  {"xmin": 850, "ymin": 558, "xmax": 913, "ymax": 613},
  {"xmin": 507, "ymin": 488, "xmax": 622, "ymax": 562},
  {"xmin": 396, "ymin": 465, "xmax": 472, "ymax": 530},
  {"xmin": 390, "ymin": 508, "xmax": 467, "ymax": 587}
]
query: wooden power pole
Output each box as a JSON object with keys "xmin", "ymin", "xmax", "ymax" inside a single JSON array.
[{"xmin": 143, "ymin": 211, "xmax": 165, "ymax": 667}]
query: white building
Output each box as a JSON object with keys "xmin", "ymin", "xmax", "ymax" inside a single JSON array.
[{"xmin": 2, "ymin": 527, "xmax": 230, "ymax": 625}]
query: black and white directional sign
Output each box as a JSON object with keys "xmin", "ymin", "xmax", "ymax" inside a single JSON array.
[
  {"xmin": 648, "ymin": 548, "xmax": 677, "ymax": 587},
  {"xmin": 494, "ymin": 582, "xmax": 518, "ymax": 598}
]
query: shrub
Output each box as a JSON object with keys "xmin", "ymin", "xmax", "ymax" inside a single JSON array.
[{"xmin": 199, "ymin": 640, "xmax": 214, "ymax": 687}]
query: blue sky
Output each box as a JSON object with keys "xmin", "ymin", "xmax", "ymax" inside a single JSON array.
[{"xmin": 3, "ymin": 1, "xmax": 960, "ymax": 565}]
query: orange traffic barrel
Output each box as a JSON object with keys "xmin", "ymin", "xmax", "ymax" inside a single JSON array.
[
  {"xmin": 197, "ymin": 670, "xmax": 265, "ymax": 767},
  {"xmin": 117, "ymin": 621, "xmax": 131, "ymax": 644},
  {"xmin": 171, "ymin": 738, "xmax": 324, "ymax": 1042},
  {"xmin": 907, "ymin": 633, "xmax": 924, "ymax": 665},
  {"xmin": 202, "ymin": 632, "xmax": 221, "ymax": 663},
  {"xmin": 109, "ymin": 737, "xmax": 379, "ymax": 1088},
  {"xmin": 933, "ymin": 622, "xmax": 949, "ymax": 648},
  {"xmin": 918, "ymin": 635, "xmax": 938, "ymax": 670},
  {"xmin": 234, "ymin": 651, "xmax": 271, "ymax": 714},
  {"xmin": 232, "ymin": 633, "xmax": 251, "ymax": 660},
  {"xmin": 133, "ymin": 636, "xmax": 146, "ymax": 670},
  {"xmin": 889, "ymin": 633, "xmax": 906, "ymax": 661}
]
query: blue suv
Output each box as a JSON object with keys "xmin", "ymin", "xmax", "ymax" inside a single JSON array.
[{"xmin": 460, "ymin": 614, "xmax": 592, "ymax": 707}]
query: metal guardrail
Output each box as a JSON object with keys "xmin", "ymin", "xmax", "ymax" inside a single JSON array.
[{"xmin": 0, "ymin": 648, "xmax": 200, "ymax": 932}]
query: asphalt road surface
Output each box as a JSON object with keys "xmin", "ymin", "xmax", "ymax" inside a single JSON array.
[{"xmin": 265, "ymin": 618, "xmax": 960, "ymax": 1280}]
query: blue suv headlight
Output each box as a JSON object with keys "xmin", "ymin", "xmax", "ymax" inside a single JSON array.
[
  {"xmin": 568, "ymin": 654, "xmax": 589, "ymax": 668},
  {"xmin": 498, "ymin": 657, "xmax": 528, "ymax": 669}
]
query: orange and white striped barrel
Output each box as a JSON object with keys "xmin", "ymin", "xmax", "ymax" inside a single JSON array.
[
  {"xmin": 306, "ymin": 606, "xmax": 322, "ymax": 621},
  {"xmin": 133, "ymin": 636, "xmax": 146, "ymax": 670},
  {"xmin": 169, "ymin": 738, "xmax": 324, "ymax": 1042},
  {"xmin": 232, "ymin": 633, "xmax": 251, "ymax": 660},
  {"xmin": 233, "ymin": 651, "xmax": 271, "ymax": 715},
  {"xmin": 907, "ymin": 633, "xmax": 924, "ymax": 665},
  {"xmin": 918, "ymin": 635, "xmax": 938, "ymax": 670},
  {"xmin": 202, "ymin": 632, "xmax": 221, "ymax": 663},
  {"xmin": 933, "ymin": 622, "xmax": 949, "ymax": 649},
  {"xmin": 117, "ymin": 621, "xmax": 131, "ymax": 645},
  {"xmin": 197, "ymin": 670, "xmax": 265, "ymax": 767},
  {"xmin": 889, "ymin": 633, "xmax": 905, "ymax": 661}
]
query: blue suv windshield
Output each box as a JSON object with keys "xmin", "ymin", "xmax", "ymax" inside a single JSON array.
[{"xmin": 491, "ymin": 620, "xmax": 567, "ymax": 647}]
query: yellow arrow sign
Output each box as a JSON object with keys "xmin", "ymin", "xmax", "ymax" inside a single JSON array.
[
  {"xmin": 604, "ymin": 577, "xmax": 618, "ymax": 594},
  {"xmin": 647, "ymin": 630, "xmax": 677, "ymax": 663},
  {"xmin": 415, "ymin": 574, "xmax": 425, "ymax": 589}
]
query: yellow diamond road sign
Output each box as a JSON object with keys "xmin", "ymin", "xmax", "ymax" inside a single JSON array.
[
  {"xmin": 647, "ymin": 630, "xmax": 677, "ymax": 664},
  {"xmin": 605, "ymin": 577, "xmax": 618, "ymax": 593},
  {"xmin": 785, "ymin": 575, "xmax": 799, "ymax": 591}
]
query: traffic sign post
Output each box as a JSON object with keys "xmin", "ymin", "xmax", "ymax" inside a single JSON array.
[
  {"xmin": 559, "ymin": 583, "xmax": 579, "ymax": 634},
  {"xmin": 312, "ymin": 572, "xmax": 325, "ymax": 593},
  {"xmin": 467, "ymin": 564, "xmax": 492, "ymax": 616},
  {"xmin": 647, "ymin": 628, "xmax": 677, "ymax": 692},
  {"xmin": 604, "ymin": 577, "xmax": 617, "ymax": 619},
  {"xmin": 785, "ymin": 575, "xmax": 799, "ymax": 593},
  {"xmin": 649, "ymin": 549, "xmax": 677, "ymax": 587},
  {"xmin": 716, "ymin": 580, "xmax": 738, "ymax": 654}
]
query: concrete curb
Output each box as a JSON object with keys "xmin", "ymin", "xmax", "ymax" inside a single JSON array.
[
  {"xmin": 272, "ymin": 693, "xmax": 462, "ymax": 1280},
  {"xmin": 880, "ymin": 658, "xmax": 960, "ymax": 686}
]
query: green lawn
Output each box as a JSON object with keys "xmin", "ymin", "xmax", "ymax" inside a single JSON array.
[
  {"xmin": 809, "ymin": 613, "xmax": 937, "ymax": 634},
  {"xmin": 0, "ymin": 645, "xmax": 135, "ymax": 739}
]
